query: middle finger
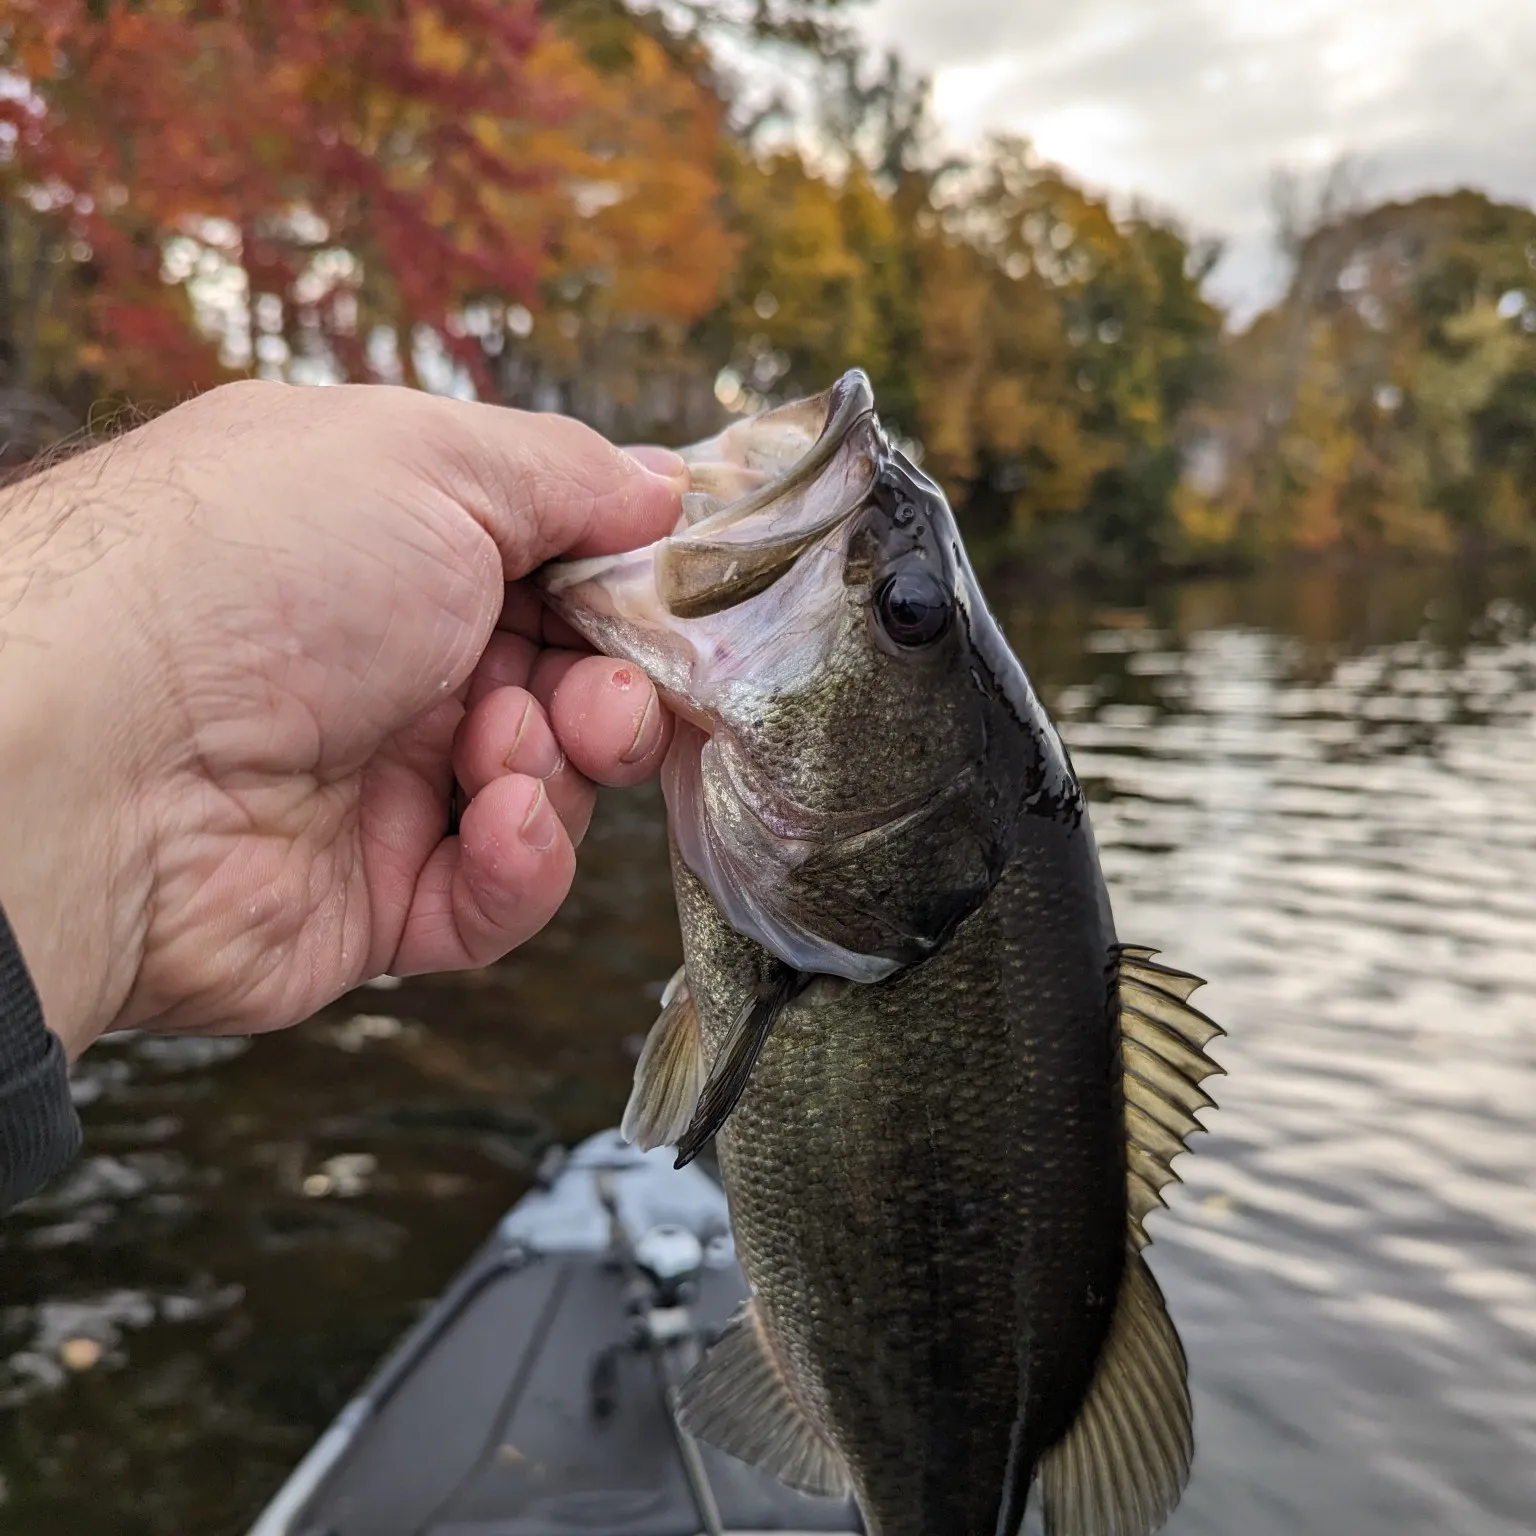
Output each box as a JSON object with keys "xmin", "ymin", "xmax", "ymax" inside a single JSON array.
[{"xmin": 453, "ymin": 685, "xmax": 596, "ymax": 846}]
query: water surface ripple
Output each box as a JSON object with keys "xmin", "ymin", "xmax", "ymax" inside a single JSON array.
[{"xmin": 3, "ymin": 565, "xmax": 1535, "ymax": 1534}]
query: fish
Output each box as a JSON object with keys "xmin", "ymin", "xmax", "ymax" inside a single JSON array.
[{"xmin": 538, "ymin": 370, "xmax": 1223, "ymax": 1536}]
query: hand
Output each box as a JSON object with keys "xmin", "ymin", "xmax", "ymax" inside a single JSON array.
[{"xmin": 0, "ymin": 381, "xmax": 682, "ymax": 1057}]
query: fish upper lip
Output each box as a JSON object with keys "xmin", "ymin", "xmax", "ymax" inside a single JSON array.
[
  {"xmin": 540, "ymin": 391, "xmax": 884, "ymax": 632},
  {"xmin": 822, "ymin": 368, "xmax": 876, "ymax": 441},
  {"xmin": 681, "ymin": 421, "xmax": 878, "ymax": 541},
  {"xmin": 679, "ymin": 376, "xmax": 878, "ymax": 533}
]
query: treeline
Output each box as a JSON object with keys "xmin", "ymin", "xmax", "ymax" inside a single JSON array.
[{"xmin": 3, "ymin": 0, "xmax": 1534, "ymax": 575}]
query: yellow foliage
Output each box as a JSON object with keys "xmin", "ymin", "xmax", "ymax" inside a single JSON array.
[
  {"xmin": 1171, "ymin": 482, "xmax": 1242, "ymax": 555},
  {"xmin": 495, "ymin": 27, "xmax": 735, "ymax": 327},
  {"xmin": 1205, "ymin": 191, "xmax": 1536, "ymax": 559}
]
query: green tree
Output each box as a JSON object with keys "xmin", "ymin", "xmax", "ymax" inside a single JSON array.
[{"xmin": 1196, "ymin": 190, "xmax": 1536, "ymax": 559}]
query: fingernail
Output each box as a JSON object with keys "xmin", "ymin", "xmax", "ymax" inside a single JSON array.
[
  {"xmin": 624, "ymin": 445, "xmax": 688, "ymax": 483},
  {"xmin": 507, "ymin": 696, "xmax": 563, "ymax": 779},
  {"xmin": 519, "ymin": 783, "xmax": 559, "ymax": 852},
  {"xmin": 620, "ymin": 687, "xmax": 661, "ymax": 765}
]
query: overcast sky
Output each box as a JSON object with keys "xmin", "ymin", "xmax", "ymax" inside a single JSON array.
[{"xmin": 856, "ymin": 0, "xmax": 1536, "ymax": 322}]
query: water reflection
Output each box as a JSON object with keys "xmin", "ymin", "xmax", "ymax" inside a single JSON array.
[
  {"xmin": 3, "ymin": 564, "xmax": 1536, "ymax": 1533},
  {"xmin": 1016, "ymin": 570, "xmax": 1536, "ymax": 1536}
]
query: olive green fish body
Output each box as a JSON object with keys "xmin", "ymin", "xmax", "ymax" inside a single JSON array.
[
  {"xmin": 680, "ymin": 818, "xmax": 1123, "ymax": 1535},
  {"xmin": 538, "ymin": 372, "xmax": 1225, "ymax": 1536}
]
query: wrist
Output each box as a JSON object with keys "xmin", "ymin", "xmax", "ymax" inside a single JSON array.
[{"xmin": 0, "ymin": 459, "xmax": 159, "ymax": 1057}]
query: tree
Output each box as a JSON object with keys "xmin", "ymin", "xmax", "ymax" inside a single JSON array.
[
  {"xmin": 910, "ymin": 137, "xmax": 1223, "ymax": 574},
  {"xmin": 0, "ymin": 0, "xmax": 605, "ymax": 414},
  {"xmin": 1197, "ymin": 189, "xmax": 1536, "ymax": 559},
  {"xmin": 473, "ymin": 2, "xmax": 739, "ymax": 440}
]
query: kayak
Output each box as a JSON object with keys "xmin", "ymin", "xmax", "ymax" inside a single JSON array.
[{"xmin": 247, "ymin": 1129, "xmax": 863, "ymax": 1535}]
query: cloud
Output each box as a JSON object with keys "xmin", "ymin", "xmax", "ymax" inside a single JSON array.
[{"xmin": 858, "ymin": 0, "xmax": 1536, "ymax": 319}]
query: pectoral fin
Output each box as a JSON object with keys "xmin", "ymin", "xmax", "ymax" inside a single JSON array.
[
  {"xmin": 1037, "ymin": 1248, "xmax": 1193, "ymax": 1536},
  {"xmin": 675, "ymin": 1299, "xmax": 851, "ymax": 1498},
  {"xmin": 673, "ymin": 964, "xmax": 807, "ymax": 1168},
  {"xmin": 621, "ymin": 968, "xmax": 704, "ymax": 1152}
]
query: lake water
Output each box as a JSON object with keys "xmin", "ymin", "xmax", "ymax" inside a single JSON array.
[{"xmin": 3, "ymin": 563, "xmax": 1535, "ymax": 1535}]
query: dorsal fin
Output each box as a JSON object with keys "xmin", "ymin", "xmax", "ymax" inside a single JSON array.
[
  {"xmin": 675, "ymin": 1300, "xmax": 852, "ymax": 1498},
  {"xmin": 621, "ymin": 967, "xmax": 704, "ymax": 1152},
  {"xmin": 1037, "ymin": 1248, "xmax": 1194, "ymax": 1536},
  {"xmin": 1032, "ymin": 947, "xmax": 1224, "ymax": 1533},
  {"xmin": 1117, "ymin": 947, "xmax": 1224, "ymax": 1251}
]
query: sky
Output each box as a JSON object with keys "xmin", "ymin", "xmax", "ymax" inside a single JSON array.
[{"xmin": 855, "ymin": 0, "xmax": 1536, "ymax": 323}]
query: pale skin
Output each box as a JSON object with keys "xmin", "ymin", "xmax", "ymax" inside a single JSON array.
[{"xmin": 0, "ymin": 380, "xmax": 681, "ymax": 1060}]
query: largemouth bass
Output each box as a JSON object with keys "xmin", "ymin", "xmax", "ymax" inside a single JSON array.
[{"xmin": 539, "ymin": 371, "xmax": 1223, "ymax": 1536}]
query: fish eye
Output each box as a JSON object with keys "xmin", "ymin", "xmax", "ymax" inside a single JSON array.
[{"xmin": 875, "ymin": 567, "xmax": 952, "ymax": 648}]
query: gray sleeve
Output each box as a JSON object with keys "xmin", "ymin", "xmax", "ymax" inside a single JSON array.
[{"xmin": 0, "ymin": 901, "xmax": 82, "ymax": 1213}]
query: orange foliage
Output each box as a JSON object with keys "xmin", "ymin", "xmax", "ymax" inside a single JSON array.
[
  {"xmin": 0, "ymin": 0, "xmax": 588, "ymax": 397},
  {"xmin": 2, "ymin": 0, "xmax": 734, "ymax": 406},
  {"xmin": 524, "ymin": 27, "xmax": 735, "ymax": 324}
]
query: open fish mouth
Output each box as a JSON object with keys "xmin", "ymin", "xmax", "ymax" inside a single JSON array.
[
  {"xmin": 536, "ymin": 367, "xmax": 1042, "ymax": 991},
  {"xmin": 537, "ymin": 369, "xmax": 883, "ymax": 721},
  {"xmin": 537, "ymin": 371, "xmax": 901, "ymax": 984}
]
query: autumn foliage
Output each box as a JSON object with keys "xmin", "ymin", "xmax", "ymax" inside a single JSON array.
[
  {"xmin": 1180, "ymin": 192, "xmax": 1536, "ymax": 564},
  {"xmin": 3, "ymin": 0, "xmax": 1535, "ymax": 571},
  {"xmin": 0, "ymin": 0, "xmax": 731, "ymax": 424}
]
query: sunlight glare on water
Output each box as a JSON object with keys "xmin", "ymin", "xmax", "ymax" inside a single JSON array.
[{"xmin": 1032, "ymin": 576, "xmax": 1536, "ymax": 1535}]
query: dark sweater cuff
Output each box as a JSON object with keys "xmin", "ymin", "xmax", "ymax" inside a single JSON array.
[{"xmin": 0, "ymin": 901, "xmax": 82, "ymax": 1212}]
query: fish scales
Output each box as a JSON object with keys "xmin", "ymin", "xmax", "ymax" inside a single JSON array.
[
  {"xmin": 538, "ymin": 370, "xmax": 1224, "ymax": 1536},
  {"xmin": 680, "ymin": 841, "xmax": 1123, "ymax": 1536}
]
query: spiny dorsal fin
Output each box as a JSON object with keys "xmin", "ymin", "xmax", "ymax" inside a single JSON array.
[
  {"xmin": 675, "ymin": 1300, "xmax": 851, "ymax": 1499},
  {"xmin": 1038, "ymin": 1248, "xmax": 1193, "ymax": 1536},
  {"xmin": 1118, "ymin": 948, "xmax": 1224, "ymax": 1251},
  {"xmin": 620, "ymin": 967, "xmax": 703, "ymax": 1152}
]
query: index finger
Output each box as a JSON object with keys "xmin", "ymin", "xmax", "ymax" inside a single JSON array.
[{"xmin": 405, "ymin": 401, "xmax": 688, "ymax": 578}]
